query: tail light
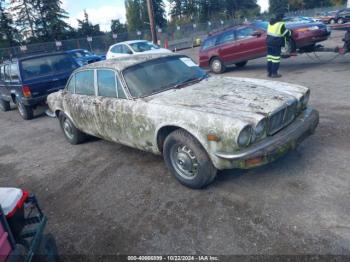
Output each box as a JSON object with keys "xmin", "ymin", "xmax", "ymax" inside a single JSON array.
[{"xmin": 22, "ymin": 85, "xmax": 32, "ymax": 97}]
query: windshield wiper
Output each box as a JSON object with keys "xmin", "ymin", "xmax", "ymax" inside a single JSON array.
[{"xmin": 173, "ymin": 74, "xmax": 208, "ymax": 89}]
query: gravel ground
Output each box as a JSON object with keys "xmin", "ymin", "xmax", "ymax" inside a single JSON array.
[{"xmin": 0, "ymin": 31, "xmax": 349, "ymax": 257}]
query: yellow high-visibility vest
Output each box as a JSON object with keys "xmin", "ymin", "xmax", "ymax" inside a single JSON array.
[{"xmin": 267, "ymin": 22, "xmax": 285, "ymax": 37}]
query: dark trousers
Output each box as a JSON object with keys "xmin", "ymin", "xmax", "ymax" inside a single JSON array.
[{"xmin": 267, "ymin": 46, "xmax": 282, "ymax": 76}]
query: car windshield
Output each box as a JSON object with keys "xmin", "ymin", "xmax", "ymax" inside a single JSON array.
[
  {"xmin": 129, "ymin": 41, "xmax": 160, "ymax": 52},
  {"xmin": 21, "ymin": 54, "xmax": 77, "ymax": 80},
  {"xmin": 72, "ymin": 50, "xmax": 92, "ymax": 58},
  {"xmin": 123, "ymin": 56, "xmax": 207, "ymax": 98}
]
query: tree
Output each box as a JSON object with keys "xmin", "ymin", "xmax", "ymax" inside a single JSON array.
[
  {"xmin": 76, "ymin": 10, "xmax": 102, "ymax": 37},
  {"xmin": 11, "ymin": 0, "xmax": 37, "ymax": 39},
  {"xmin": 269, "ymin": 0, "xmax": 288, "ymax": 14},
  {"xmin": 34, "ymin": 0, "xmax": 72, "ymax": 41},
  {"xmin": 111, "ymin": 19, "xmax": 127, "ymax": 34},
  {"xmin": 125, "ymin": 0, "xmax": 166, "ymax": 32},
  {"xmin": 0, "ymin": 0, "xmax": 20, "ymax": 48}
]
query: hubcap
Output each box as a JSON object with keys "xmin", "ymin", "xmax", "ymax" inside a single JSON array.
[
  {"xmin": 63, "ymin": 118, "xmax": 74, "ymax": 140},
  {"xmin": 170, "ymin": 145, "xmax": 199, "ymax": 180},
  {"xmin": 17, "ymin": 102, "xmax": 25, "ymax": 116},
  {"xmin": 212, "ymin": 60, "xmax": 222, "ymax": 73}
]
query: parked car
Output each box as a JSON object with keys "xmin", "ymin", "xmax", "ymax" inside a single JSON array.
[
  {"xmin": 66, "ymin": 49, "xmax": 105, "ymax": 66},
  {"xmin": 200, "ymin": 21, "xmax": 331, "ymax": 73},
  {"xmin": 335, "ymin": 8, "xmax": 350, "ymax": 24},
  {"xmin": 47, "ymin": 54, "xmax": 319, "ymax": 189},
  {"xmin": 284, "ymin": 16, "xmax": 318, "ymax": 23},
  {"xmin": 315, "ymin": 11, "xmax": 338, "ymax": 24},
  {"xmin": 0, "ymin": 52, "xmax": 79, "ymax": 120},
  {"xmin": 106, "ymin": 40, "xmax": 172, "ymax": 59}
]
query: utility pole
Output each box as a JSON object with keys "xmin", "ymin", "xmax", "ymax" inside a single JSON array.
[{"xmin": 146, "ymin": 0, "xmax": 157, "ymax": 44}]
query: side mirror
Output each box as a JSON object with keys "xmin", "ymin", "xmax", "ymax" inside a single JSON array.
[{"xmin": 252, "ymin": 31, "xmax": 262, "ymax": 37}]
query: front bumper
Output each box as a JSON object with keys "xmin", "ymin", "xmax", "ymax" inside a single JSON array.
[{"xmin": 214, "ymin": 108, "xmax": 319, "ymax": 169}]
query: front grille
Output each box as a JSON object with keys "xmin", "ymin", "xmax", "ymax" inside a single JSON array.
[{"xmin": 268, "ymin": 100, "xmax": 298, "ymax": 135}]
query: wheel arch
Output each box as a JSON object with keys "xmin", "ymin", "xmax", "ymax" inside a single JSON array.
[{"xmin": 155, "ymin": 124, "xmax": 209, "ymax": 156}]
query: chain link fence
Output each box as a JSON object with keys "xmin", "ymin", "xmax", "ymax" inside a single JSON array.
[{"xmin": 0, "ymin": 5, "xmax": 346, "ymax": 61}]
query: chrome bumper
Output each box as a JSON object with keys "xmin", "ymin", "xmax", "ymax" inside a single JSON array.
[{"xmin": 215, "ymin": 108, "xmax": 319, "ymax": 164}]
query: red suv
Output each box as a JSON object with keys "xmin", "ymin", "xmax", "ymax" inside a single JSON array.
[{"xmin": 199, "ymin": 21, "xmax": 331, "ymax": 74}]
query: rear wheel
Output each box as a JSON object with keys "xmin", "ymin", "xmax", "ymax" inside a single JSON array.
[
  {"xmin": 210, "ymin": 57, "xmax": 226, "ymax": 74},
  {"xmin": 235, "ymin": 61, "xmax": 248, "ymax": 68},
  {"xmin": 16, "ymin": 100, "xmax": 33, "ymax": 120},
  {"xmin": 59, "ymin": 112, "xmax": 86, "ymax": 145},
  {"xmin": 0, "ymin": 98, "xmax": 10, "ymax": 112},
  {"xmin": 337, "ymin": 18, "xmax": 344, "ymax": 24},
  {"xmin": 329, "ymin": 19, "xmax": 336, "ymax": 24},
  {"xmin": 163, "ymin": 129, "xmax": 217, "ymax": 189}
]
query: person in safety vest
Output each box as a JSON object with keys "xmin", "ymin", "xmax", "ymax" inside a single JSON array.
[{"xmin": 266, "ymin": 13, "xmax": 291, "ymax": 78}]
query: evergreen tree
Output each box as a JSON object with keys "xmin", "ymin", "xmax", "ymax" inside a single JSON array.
[
  {"xmin": 76, "ymin": 10, "xmax": 102, "ymax": 37},
  {"xmin": 269, "ymin": 0, "xmax": 289, "ymax": 14},
  {"xmin": 34, "ymin": 0, "xmax": 72, "ymax": 40},
  {"xmin": 125, "ymin": 0, "xmax": 143, "ymax": 32},
  {"xmin": 11, "ymin": 0, "xmax": 37, "ymax": 39},
  {"xmin": 0, "ymin": 0, "xmax": 19, "ymax": 47}
]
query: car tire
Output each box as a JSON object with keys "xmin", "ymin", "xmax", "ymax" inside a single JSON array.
[
  {"xmin": 210, "ymin": 57, "xmax": 226, "ymax": 74},
  {"xmin": 33, "ymin": 234, "xmax": 58, "ymax": 262},
  {"xmin": 59, "ymin": 112, "xmax": 86, "ymax": 145},
  {"xmin": 235, "ymin": 61, "xmax": 248, "ymax": 68},
  {"xmin": 337, "ymin": 18, "xmax": 344, "ymax": 24},
  {"xmin": 330, "ymin": 19, "xmax": 336, "ymax": 24},
  {"xmin": 0, "ymin": 98, "xmax": 10, "ymax": 112},
  {"xmin": 16, "ymin": 100, "xmax": 33, "ymax": 120},
  {"xmin": 163, "ymin": 129, "xmax": 217, "ymax": 189}
]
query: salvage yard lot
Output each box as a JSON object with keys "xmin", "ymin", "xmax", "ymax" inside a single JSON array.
[{"xmin": 1, "ymin": 31, "xmax": 350, "ymax": 255}]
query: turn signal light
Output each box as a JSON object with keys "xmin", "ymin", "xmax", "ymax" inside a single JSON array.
[
  {"xmin": 22, "ymin": 85, "xmax": 31, "ymax": 97},
  {"xmin": 245, "ymin": 157, "xmax": 264, "ymax": 167}
]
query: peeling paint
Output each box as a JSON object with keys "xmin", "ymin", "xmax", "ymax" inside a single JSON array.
[{"xmin": 47, "ymin": 55, "xmax": 312, "ymax": 170}]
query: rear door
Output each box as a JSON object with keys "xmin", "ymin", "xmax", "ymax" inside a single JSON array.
[{"xmin": 63, "ymin": 69, "xmax": 101, "ymax": 136}]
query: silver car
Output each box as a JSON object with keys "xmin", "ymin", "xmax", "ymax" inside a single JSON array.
[{"xmin": 47, "ymin": 54, "xmax": 319, "ymax": 189}]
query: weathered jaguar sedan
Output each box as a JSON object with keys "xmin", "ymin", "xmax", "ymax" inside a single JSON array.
[{"xmin": 47, "ymin": 54, "xmax": 319, "ymax": 189}]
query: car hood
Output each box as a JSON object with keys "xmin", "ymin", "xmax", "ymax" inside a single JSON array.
[{"xmin": 145, "ymin": 76, "xmax": 308, "ymax": 123}]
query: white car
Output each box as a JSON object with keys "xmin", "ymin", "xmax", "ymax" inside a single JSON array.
[{"xmin": 106, "ymin": 40, "xmax": 172, "ymax": 60}]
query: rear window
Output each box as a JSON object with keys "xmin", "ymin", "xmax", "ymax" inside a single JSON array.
[
  {"xmin": 201, "ymin": 37, "xmax": 217, "ymax": 50},
  {"xmin": 21, "ymin": 54, "xmax": 77, "ymax": 80}
]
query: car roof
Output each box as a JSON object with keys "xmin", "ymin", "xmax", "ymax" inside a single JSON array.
[
  {"xmin": 66, "ymin": 49, "xmax": 88, "ymax": 53},
  {"xmin": 1, "ymin": 52, "xmax": 68, "ymax": 64},
  {"xmin": 114, "ymin": 40, "xmax": 148, "ymax": 46},
  {"xmin": 80, "ymin": 53, "xmax": 180, "ymax": 72}
]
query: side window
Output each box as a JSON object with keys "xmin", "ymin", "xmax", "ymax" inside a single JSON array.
[
  {"xmin": 4, "ymin": 65, "xmax": 11, "ymax": 82},
  {"xmin": 236, "ymin": 27, "xmax": 255, "ymax": 40},
  {"xmin": 10, "ymin": 63, "xmax": 20, "ymax": 82},
  {"xmin": 116, "ymin": 77, "xmax": 126, "ymax": 99},
  {"xmin": 75, "ymin": 70, "xmax": 95, "ymax": 96},
  {"xmin": 217, "ymin": 30, "xmax": 235, "ymax": 45},
  {"xmin": 121, "ymin": 45, "xmax": 132, "ymax": 54},
  {"xmin": 201, "ymin": 37, "xmax": 217, "ymax": 50},
  {"xmin": 66, "ymin": 74, "xmax": 75, "ymax": 93},
  {"xmin": 97, "ymin": 70, "xmax": 117, "ymax": 97},
  {"xmin": 111, "ymin": 45, "xmax": 121, "ymax": 54}
]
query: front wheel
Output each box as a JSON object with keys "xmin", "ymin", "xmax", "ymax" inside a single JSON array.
[
  {"xmin": 16, "ymin": 100, "xmax": 33, "ymax": 120},
  {"xmin": 33, "ymin": 234, "xmax": 58, "ymax": 262},
  {"xmin": 59, "ymin": 112, "xmax": 86, "ymax": 145},
  {"xmin": 210, "ymin": 57, "xmax": 226, "ymax": 74},
  {"xmin": 163, "ymin": 129, "xmax": 217, "ymax": 189}
]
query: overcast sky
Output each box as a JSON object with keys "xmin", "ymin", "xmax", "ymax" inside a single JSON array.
[{"xmin": 63, "ymin": 0, "xmax": 269, "ymax": 31}]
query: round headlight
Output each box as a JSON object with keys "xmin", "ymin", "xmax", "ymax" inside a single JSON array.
[
  {"xmin": 255, "ymin": 119, "xmax": 267, "ymax": 138},
  {"xmin": 237, "ymin": 125, "xmax": 253, "ymax": 148}
]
